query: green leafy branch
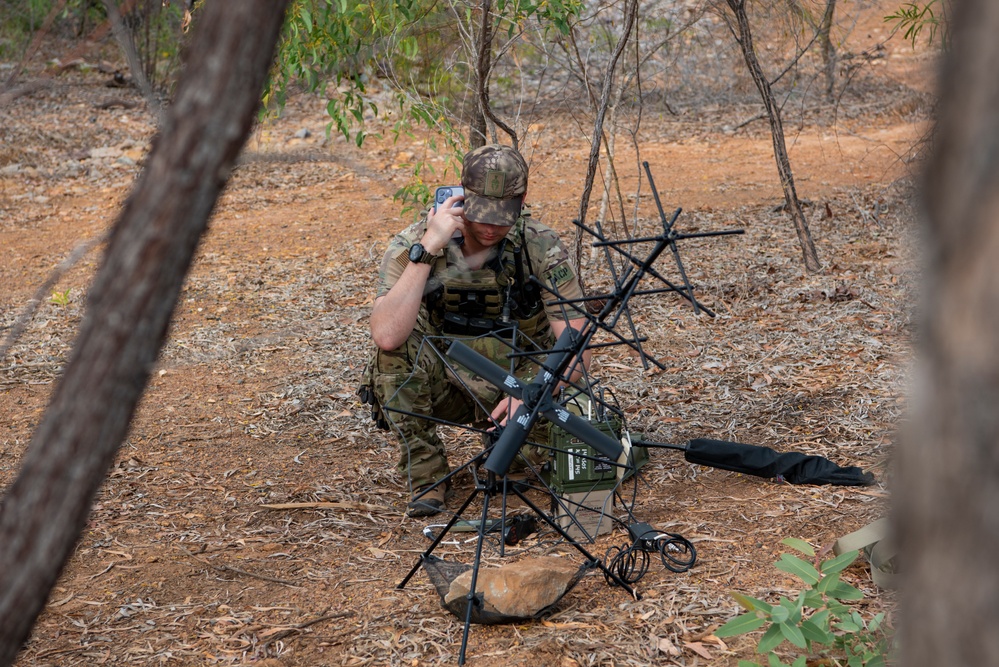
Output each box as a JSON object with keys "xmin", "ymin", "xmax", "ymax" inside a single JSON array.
[
  {"xmin": 388, "ymin": 97, "xmax": 466, "ymax": 217},
  {"xmin": 266, "ymin": 0, "xmax": 400, "ymax": 147},
  {"xmin": 716, "ymin": 537, "xmax": 894, "ymax": 667},
  {"xmin": 264, "ymin": 0, "xmax": 583, "ymax": 210},
  {"xmin": 885, "ymin": 1, "xmax": 947, "ymax": 48}
]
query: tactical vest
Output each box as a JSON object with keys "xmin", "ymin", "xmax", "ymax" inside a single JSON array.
[{"xmin": 427, "ymin": 217, "xmax": 553, "ymax": 369}]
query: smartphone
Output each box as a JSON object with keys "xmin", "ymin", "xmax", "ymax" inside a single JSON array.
[
  {"xmin": 434, "ymin": 185, "xmax": 464, "ymax": 212},
  {"xmin": 433, "ymin": 186, "xmax": 465, "ymax": 244}
]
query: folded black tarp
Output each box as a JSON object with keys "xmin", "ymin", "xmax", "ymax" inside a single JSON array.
[{"xmin": 635, "ymin": 437, "xmax": 875, "ymax": 486}]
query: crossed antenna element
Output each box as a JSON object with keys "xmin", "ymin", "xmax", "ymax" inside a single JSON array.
[{"xmin": 391, "ymin": 163, "xmax": 743, "ymax": 665}]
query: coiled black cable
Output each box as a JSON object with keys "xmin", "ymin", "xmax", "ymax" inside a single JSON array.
[
  {"xmin": 602, "ymin": 528, "xmax": 697, "ymax": 586},
  {"xmin": 603, "ymin": 543, "xmax": 651, "ymax": 586},
  {"xmin": 656, "ymin": 532, "xmax": 697, "ymax": 573}
]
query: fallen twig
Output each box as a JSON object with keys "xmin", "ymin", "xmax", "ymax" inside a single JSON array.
[
  {"xmin": 176, "ymin": 545, "xmax": 303, "ymax": 588},
  {"xmin": 261, "ymin": 501, "xmax": 391, "ymax": 513},
  {"xmin": 259, "ymin": 611, "xmax": 355, "ymax": 645},
  {"xmin": 213, "ymin": 563, "xmax": 303, "ymax": 588}
]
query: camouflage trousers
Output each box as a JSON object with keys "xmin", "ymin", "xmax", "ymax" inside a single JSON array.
[{"xmin": 365, "ymin": 332, "xmax": 550, "ymax": 491}]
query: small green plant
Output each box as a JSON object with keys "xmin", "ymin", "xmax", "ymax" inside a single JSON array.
[
  {"xmin": 715, "ymin": 538, "xmax": 894, "ymax": 667},
  {"xmin": 885, "ymin": 1, "xmax": 947, "ymax": 48},
  {"xmin": 49, "ymin": 289, "xmax": 71, "ymax": 307}
]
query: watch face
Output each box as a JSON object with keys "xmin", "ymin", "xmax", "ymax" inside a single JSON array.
[{"xmin": 409, "ymin": 243, "xmax": 424, "ymax": 262}]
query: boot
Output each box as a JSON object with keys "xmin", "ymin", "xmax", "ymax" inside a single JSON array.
[{"xmin": 407, "ymin": 483, "xmax": 447, "ymax": 517}]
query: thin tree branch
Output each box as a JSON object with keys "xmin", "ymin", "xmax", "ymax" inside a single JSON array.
[
  {"xmin": 475, "ymin": 0, "xmax": 518, "ymax": 148},
  {"xmin": 101, "ymin": 0, "xmax": 163, "ymax": 121},
  {"xmin": 0, "ymin": 0, "xmax": 67, "ymax": 96},
  {"xmin": 575, "ymin": 0, "xmax": 640, "ymax": 232}
]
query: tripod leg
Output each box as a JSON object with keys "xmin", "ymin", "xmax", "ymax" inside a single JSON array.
[
  {"xmin": 667, "ymin": 240, "xmax": 700, "ymax": 315},
  {"xmin": 511, "ymin": 486, "xmax": 641, "ymax": 599},
  {"xmin": 397, "ymin": 487, "xmax": 480, "ymax": 589},
  {"xmin": 458, "ymin": 483, "xmax": 493, "ymax": 665}
]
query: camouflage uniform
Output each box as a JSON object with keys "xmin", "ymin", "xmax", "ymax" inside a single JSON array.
[{"xmin": 361, "ymin": 211, "xmax": 585, "ymax": 489}]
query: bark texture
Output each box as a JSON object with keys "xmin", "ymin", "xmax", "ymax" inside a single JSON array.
[
  {"xmin": 900, "ymin": 0, "xmax": 999, "ymax": 664},
  {"xmin": 0, "ymin": 1, "xmax": 289, "ymax": 663},
  {"xmin": 817, "ymin": 0, "xmax": 838, "ymax": 101},
  {"xmin": 473, "ymin": 0, "xmax": 517, "ymax": 150}
]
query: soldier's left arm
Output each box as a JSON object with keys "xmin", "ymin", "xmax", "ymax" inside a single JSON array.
[
  {"xmin": 549, "ymin": 316, "xmax": 591, "ymax": 385},
  {"xmin": 533, "ymin": 223, "xmax": 590, "ymax": 386}
]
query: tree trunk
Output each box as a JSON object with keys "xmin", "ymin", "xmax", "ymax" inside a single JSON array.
[
  {"xmin": 101, "ymin": 0, "xmax": 161, "ymax": 119},
  {"xmin": 0, "ymin": 1, "xmax": 289, "ymax": 664},
  {"xmin": 900, "ymin": 1, "xmax": 999, "ymax": 665},
  {"xmin": 817, "ymin": 0, "xmax": 837, "ymax": 101},
  {"xmin": 469, "ymin": 0, "xmax": 489, "ymax": 151},
  {"xmin": 726, "ymin": 0, "xmax": 822, "ymax": 273},
  {"xmin": 573, "ymin": 0, "xmax": 639, "ymax": 278},
  {"xmin": 470, "ymin": 107, "xmax": 488, "ymax": 149},
  {"xmin": 473, "ymin": 0, "xmax": 517, "ymax": 150}
]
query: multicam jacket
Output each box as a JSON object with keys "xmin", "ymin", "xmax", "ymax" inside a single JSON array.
[{"xmin": 359, "ymin": 210, "xmax": 586, "ymax": 425}]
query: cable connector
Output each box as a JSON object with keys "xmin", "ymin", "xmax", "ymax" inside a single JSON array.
[
  {"xmin": 628, "ymin": 522, "xmax": 662, "ymax": 552},
  {"xmin": 627, "ymin": 522, "xmax": 698, "ymax": 572}
]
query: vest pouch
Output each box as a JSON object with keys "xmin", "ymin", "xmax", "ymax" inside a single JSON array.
[
  {"xmin": 443, "ymin": 312, "xmax": 469, "ymax": 335},
  {"xmin": 443, "ymin": 312, "xmax": 513, "ymax": 339},
  {"xmin": 467, "ymin": 317, "xmax": 495, "ymax": 336}
]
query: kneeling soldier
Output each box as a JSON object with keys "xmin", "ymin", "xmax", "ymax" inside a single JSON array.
[{"xmin": 358, "ymin": 144, "xmax": 589, "ymax": 516}]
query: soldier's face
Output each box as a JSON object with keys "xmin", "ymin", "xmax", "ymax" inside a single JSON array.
[{"xmin": 464, "ymin": 220, "xmax": 512, "ymax": 248}]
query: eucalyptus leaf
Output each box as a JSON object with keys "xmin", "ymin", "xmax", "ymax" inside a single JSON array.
[
  {"xmin": 820, "ymin": 549, "xmax": 859, "ymax": 575},
  {"xmin": 770, "ymin": 605, "xmax": 790, "ymax": 624},
  {"xmin": 800, "ymin": 617, "xmax": 833, "ymax": 645},
  {"xmin": 837, "ymin": 618, "xmax": 861, "ymax": 633},
  {"xmin": 826, "ymin": 580, "xmax": 865, "ymax": 601},
  {"xmin": 732, "ymin": 592, "xmax": 773, "ymax": 613},
  {"xmin": 775, "ymin": 553, "xmax": 820, "ymax": 585},
  {"xmin": 781, "ymin": 537, "xmax": 815, "ymax": 557},
  {"xmin": 716, "ymin": 611, "xmax": 765, "ymax": 638},
  {"xmin": 803, "ymin": 588, "xmax": 824, "ymax": 609},
  {"xmin": 757, "ymin": 623, "xmax": 785, "ymax": 654},
  {"xmin": 779, "ymin": 621, "xmax": 807, "ymax": 649}
]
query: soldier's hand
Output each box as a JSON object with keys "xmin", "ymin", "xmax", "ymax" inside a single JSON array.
[
  {"xmin": 491, "ymin": 396, "xmax": 523, "ymax": 427},
  {"xmin": 423, "ymin": 194, "xmax": 465, "ymax": 254}
]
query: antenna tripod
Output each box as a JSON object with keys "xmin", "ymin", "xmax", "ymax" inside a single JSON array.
[{"xmin": 390, "ymin": 164, "xmax": 743, "ymax": 664}]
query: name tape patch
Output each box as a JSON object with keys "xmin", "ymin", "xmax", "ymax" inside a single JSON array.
[{"xmin": 545, "ymin": 262, "xmax": 573, "ymax": 288}]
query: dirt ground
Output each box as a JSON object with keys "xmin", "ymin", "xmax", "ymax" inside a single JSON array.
[{"xmin": 1, "ymin": 10, "xmax": 931, "ymax": 667}]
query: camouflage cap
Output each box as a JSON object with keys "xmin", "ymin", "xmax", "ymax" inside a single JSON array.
[{"xmin": 461, "ymin": 144, "xmax": 528, "ymax": 226}]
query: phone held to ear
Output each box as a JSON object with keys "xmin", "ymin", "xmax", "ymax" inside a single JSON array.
[
  {"xmin": 434, "ymin": 186, "xmax": 465, "ymax": 244},
  {"xmin": 434, "ymin": 185, "xmax": 464, "ymax": 212}
]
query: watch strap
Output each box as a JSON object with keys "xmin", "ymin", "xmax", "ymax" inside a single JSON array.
[{"xmin": 410, "ymin": 243, "xmax": 436, "ymax": 265}]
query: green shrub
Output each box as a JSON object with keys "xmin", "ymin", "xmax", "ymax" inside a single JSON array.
[{"xmin": 715, "ymin": 537, "xmax": 895, "ymax": 667}]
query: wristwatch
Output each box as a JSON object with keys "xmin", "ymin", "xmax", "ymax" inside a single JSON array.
[{"xmin": 408, "ymin": 243, "xmax": 436, "ymax": 265}]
